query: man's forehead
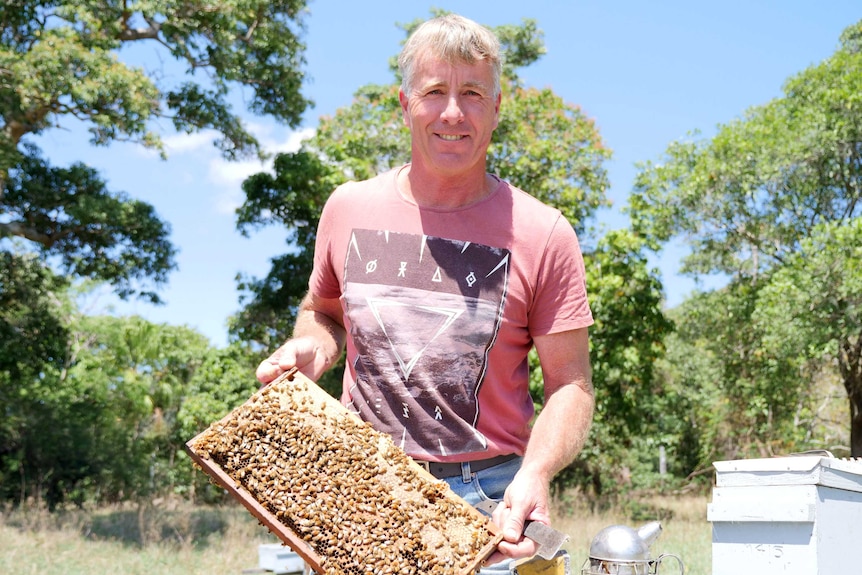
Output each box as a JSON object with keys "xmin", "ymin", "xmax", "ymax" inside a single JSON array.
[{"xmin": 413, "ymin": 56, "xmax": 494, "ymax": 87}]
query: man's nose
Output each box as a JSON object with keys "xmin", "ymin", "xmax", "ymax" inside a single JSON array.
[{"xmin": 441, "ymin": 95, "xmax": 465, "ymax": 123}]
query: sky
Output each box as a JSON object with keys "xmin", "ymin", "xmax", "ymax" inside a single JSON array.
[{"xmin": 33, "ymin": 1, "xmax": 861, "ymax": 348}]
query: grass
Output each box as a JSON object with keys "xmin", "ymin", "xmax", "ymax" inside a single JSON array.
[
  {"xmin": 0, "ymin": 494, "xmax": 711, "ymax": 575},
  {"xmin": 0, "ymin": 501, "xmax": 275, "ymax": 575},
  {"xmin": 554, "ymin": 493, "xmax": 710, "ymax": 574}
]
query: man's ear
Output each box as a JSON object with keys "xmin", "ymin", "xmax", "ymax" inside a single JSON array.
[{"xmin": 399, "ymin": 89, "xmax": 410, "ymax": 127}]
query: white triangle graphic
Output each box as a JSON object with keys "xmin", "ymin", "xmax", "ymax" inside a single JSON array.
[{"xmin": 366, "ymin": 297, "xmax": 463, "ymax": 380}]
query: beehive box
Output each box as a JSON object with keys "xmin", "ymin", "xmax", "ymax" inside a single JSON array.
[
  {"xmin": 258, "ymin": 543, "xmax": 306, "ymax": 574},
  {"xmin": 186, "ymin": 368, "xmax": 503, "ymax": 575},
  {"xmin": 708, "ymin": 454, "xmax": 862, "ymax": 575}
]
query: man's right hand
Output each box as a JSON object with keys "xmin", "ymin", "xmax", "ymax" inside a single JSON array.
[
  {"xmin": 255, "ymin": 336, "xmax": 331, "ymax": 385},
  {"xmin": 256, "ymin": 292, "xmax": 346, "ymax": 386}
]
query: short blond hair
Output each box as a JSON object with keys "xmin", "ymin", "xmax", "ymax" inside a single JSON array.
[{"xmin": 398, "ymin": 14, "xmax": 502, "ymax": 97}]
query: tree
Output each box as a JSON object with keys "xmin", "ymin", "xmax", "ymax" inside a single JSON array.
[
  {"xmin": 1, "ymin": 0, "xmax": 313, "ymax": 301},
  {"xmin": 755, "ymin": 218, "xmax": 862, "ymax": 455},
  {"xmin": 552, "ymin": 230, "xmax": 673, "ymax": 497},
  {"xmin": 660, "ymin": 283, "xmax": 825, "ymax": 466},
  {"xmin": 2, "ymin": 2, "xmax": 315, "ymax": 506},
  {"xmin": 629, "ymin": 20, "xmax": 862, "ymax": 455},
  {"xmin": 68, "ymin": 316, "xmax": 214, "ymax": 503},
  {"xmin": 0, "ymin": 265, "xmax": 267, "ymax": 507},
  {"xmin": 0, "ymin": 250, "xmax": 68, "ymax": 505},
  {"xmin": 1, "ymin": 308, "xmax": 216, "ymax": 507},
  {"xmin": 3, "ymin": 146, "xmax": 175, "ymax": 302},
  {"xmin": 176, "ymin": 341, "xmax": 262, "ymax": 501},
  {"xmin": 630, "ymin": 20, "xmax": 861, "ymax": 275}
]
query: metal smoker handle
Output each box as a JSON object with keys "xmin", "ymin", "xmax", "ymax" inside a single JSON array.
[{"xmin": 653, "ymin": 553, "xmax": 685, "ymax": 574}]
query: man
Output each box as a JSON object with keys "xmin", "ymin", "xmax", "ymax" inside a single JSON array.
[{"xmin": 256, "ymin": 13, "xmax": 594, "ymax": 569}]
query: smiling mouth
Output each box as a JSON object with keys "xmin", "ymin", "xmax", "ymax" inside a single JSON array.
[{"xmin": 438, "ymin": 134, "xmax": 465, "ymax": 141}]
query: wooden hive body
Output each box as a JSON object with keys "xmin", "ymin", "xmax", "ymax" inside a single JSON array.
[{"xmin": 186, "ymin": 369, "xmax": 503, "ymax": 575}]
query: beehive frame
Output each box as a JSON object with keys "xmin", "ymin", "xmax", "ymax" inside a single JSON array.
[{"xmin": 186, "ymin": 368, "xmax": 503, "ymax": 575}]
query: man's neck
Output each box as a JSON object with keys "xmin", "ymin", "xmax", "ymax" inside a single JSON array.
[{"xmin": 398, "ymin": 164, "xmax": 493, "ymax": 209}]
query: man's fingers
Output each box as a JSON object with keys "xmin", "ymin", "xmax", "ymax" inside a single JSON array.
[
  {"xmin": 503, "ymin": 514, "xmax": 526, "ymax": 542},
  {"xmin": 255, "ymin": 360, "xmax": 282, "ymax": 384},
  {"xmin": 495, "ymin": 536, "xmax": 539, "ymax": 561},
  {"xmin": 493, "ymin": 499, "xmax": 528, "ymax": 543},
  {"xmin": 488, "ymin": 497, "xmax": 541, "ymax": 562},
  {"xmin": 483, "ymin": 550, "xmax": 507, "ymax": 567},
  {"xmin": 256, "ymin": 348, "xmax": 295, "ymax": 383}
]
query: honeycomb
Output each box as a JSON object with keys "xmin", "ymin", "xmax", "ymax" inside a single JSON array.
[{"xmin": 186, "ymin": 369, "xmax": 502, "ymax": 575}]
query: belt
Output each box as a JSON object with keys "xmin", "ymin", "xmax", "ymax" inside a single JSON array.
[{"xmin": 414, "ymin": 453, "xmax": 519, "ymax": 479}]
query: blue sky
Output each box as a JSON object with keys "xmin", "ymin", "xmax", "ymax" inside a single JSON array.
[{"xmin": 34, "ymin": 1, "xmax": 861, "ymax": 348}]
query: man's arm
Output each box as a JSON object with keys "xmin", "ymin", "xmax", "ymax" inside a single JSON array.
[
  {"xmin": 256, "ymin": 292, "xmax": 346, "ymax": 384},
  {"xmin": 522, "ymin": 326, "xmax": 593, "ymax": 483},
  {"xmin": 492, "ymin": 326, "xmax": 593, "ymax": 560}
]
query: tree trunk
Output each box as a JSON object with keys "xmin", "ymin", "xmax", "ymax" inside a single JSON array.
[
  {"xmin": 851, "ymin": 394, "xmax": 862, "ymax": 458},
  {"xmin": 842, "ymin": 335, "xmax": 862, "ymax": 457}
]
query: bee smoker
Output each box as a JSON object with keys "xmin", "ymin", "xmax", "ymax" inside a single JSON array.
[{"xmin": 580, "ymin": 521, "xmax": 685, "ymax": 575}]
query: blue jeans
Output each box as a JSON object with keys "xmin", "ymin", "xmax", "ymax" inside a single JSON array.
[{"xmin": 443, "ymin": 456, "xmax": 524, "ymax": 575}]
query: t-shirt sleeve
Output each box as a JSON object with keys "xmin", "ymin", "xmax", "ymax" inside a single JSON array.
[
  {"xmin": 528, "ymin": 215, "xmax": 593, "ymax": 335},
  {"xmin": 307, "ymin": 187, "xmax": 344, "ymax": 300}
]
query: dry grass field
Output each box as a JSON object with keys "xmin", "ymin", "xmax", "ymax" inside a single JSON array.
[
  {"xmin": 0, "ymin": 493, "xmax": 711, "ymax": 575},
  {"xmin": 556, "ymin": 493, "xmax": 711, "ymax": 574}
]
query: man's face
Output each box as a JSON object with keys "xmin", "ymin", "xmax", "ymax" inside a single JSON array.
[{"xmin": 399, "ymin": 55, "xmax": 501, "ymax": 179}]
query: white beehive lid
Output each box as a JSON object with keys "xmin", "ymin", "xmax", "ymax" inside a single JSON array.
[
  {"xmin": 258, "ymin": 543, "xmax": 306, "ymax": 574},
  {"xmin": 713, "ymin": 453, "xmax": 862, "ymax": 493}
]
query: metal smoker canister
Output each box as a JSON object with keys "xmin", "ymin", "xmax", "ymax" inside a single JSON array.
[{"xmin": 581, "ymin": 521, "xmax": 685, "ymax": 575}]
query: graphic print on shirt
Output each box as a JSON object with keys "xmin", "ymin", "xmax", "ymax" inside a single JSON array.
[{"xmin": 343, "ymin": 229, "xmax": 510, "ymax": 459}]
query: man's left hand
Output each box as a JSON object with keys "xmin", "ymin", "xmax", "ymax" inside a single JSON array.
[{"xmin": 484, "ymin": 469, "xmax": 551, "ymax": 565}]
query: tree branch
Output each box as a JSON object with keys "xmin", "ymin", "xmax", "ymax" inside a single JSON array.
[
  {"xmin": 118, "ymin": 9, "xmax": 161, "ymax": 41},
  {"xmin": 241, "ymin": 6, "xmax": 265, "ymax": 43},
  {"xmin": 118, "ymin": 25, "xmax": 160, "ymax": 41},
  {"xmin": 0, "ymin": 221, "xmax": 55, "ymax": 247}
]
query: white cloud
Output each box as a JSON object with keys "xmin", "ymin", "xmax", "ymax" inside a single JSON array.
[
  {"xmin": 211, "ymin": 159, "xmax": 265, "ymax": 215},
  {"xmin": 272, "ymin": 127, "xmax": 316, "ymax": 154},
  {"xmin": 163, "ymin": 130, "xmax": 219, "ymax": 154},
  {"xmin": 129, "ymin": 123, "xmax": 319, "ymax": 214},
  {"xmin": 209, "ymin": 126, "xmax": 316, "ymax": 215}
]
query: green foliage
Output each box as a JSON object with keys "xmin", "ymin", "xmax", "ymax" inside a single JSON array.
[
  {"xmin": 630, "ymin": 21, "xmax": 862, "ymax": 278},
  {"xmin": 553, "ymin": 230, "xmax": 673, "ymax": 497},
  {"xmin": 586, "ymin": 230, "xmax": 673, "ymax": 437},
  {"xmin": 628, "ymin": 19, "xmax": 862, "ymax": 459},
  {"xmin": 2, "ymin": 146, "xmax": 176, "ymax": 302},
  {"xmin": 64, "ymin": 315, "xmax": 214, "ymax": 503},
  {"xmin": 0, "ymin": 251, "xmax": 69, "ymax": 505},
  {"xmin": 653, "ymin": 328, "xmax": 724, "ymax": 475},
  {"xmin": 1, "ymin": 2, "xmax": 314, "ymax": 505},
  {"xmin": 1, "ymin": 0, "xmax": 311, "ymax": 162},
  {"xmin": 176, "ymin": 342, "xmax": 261, "ymax": 501},
  {"xmin": 755, "ymin": 218, "xmax": 862, "ymax": 455},
  {"xmin": 1, "ymin": 11, "xmax": 159, "ymax": 151},
  {"xmin": 0, "ymin": 265, "xmax": 267, "ymax": 507},
  {"xmin": 232, "ymin": 148, "xmax": 342, "ymax": 348},
  {"xmin": 490, "ymin": 84, "xmax": 611, "ymax": 237},
  {"xmin": 1, "ymin": 0, "xmax": 313, "ymax": 303},
  {"xmin": 664, "ymin": 286, "xmax": 804, "ymax": 464},
  {"xmin": 0, "ymin": 250, "xmax": 68, "ymax": 379}
]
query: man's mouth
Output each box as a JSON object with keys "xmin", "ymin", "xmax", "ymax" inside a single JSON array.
[{"xmin": 438, "ymin": 134, "xmax": 465, "ymax": 141}]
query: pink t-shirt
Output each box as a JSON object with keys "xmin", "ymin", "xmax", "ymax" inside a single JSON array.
[{"xmin": 309, "ymin": 167, "xmax": 593, "ymax": 462}]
